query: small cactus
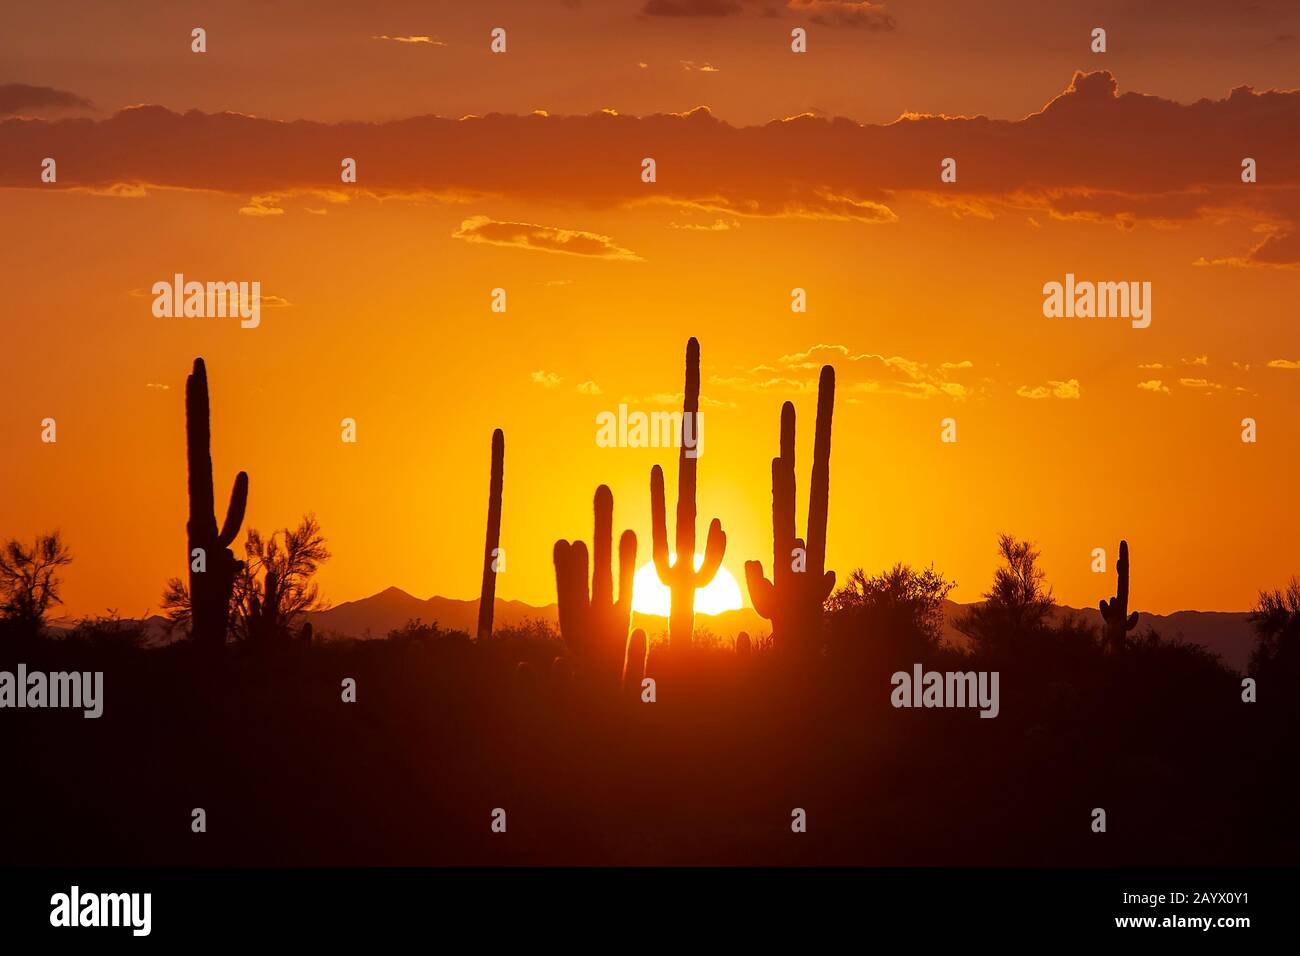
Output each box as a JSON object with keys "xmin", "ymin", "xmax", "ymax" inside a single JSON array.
[
  {"xmin": 299, "ymin": 621, "xmax": 313, "ymax": 643},
  {"xmin": 623, "ymin": 628, "xmax": 648, "ymax": 696},
  {"xmin": 554, "ymin": 485, "xmax": 638, "ymax": 686},
  {"xmin": 245, "ymin": 567, "xmax": 280, "ymax": 645},
  {"xmin": 1100, "ymin": 539, "xmax": 1139, "ymax": 652},
  {"xmin": 650, "ymin": 337, "xmax": 727, "ymax": 649},
  {"xmin": 744, "ymin": 365, "xmax": 836, "ymax": 652},
  {"xmin": 185, "ymin": 358, "xmax": 248, "ymax": 652},
  {"xmin": 476, "ymin": 429, "xmax": 505, "ymax": 640},
  {"xmin": 736, "ymin": 631, "xmax": 751, "ymax": 658}
]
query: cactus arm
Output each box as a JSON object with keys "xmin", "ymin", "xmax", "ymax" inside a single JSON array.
[
  {"xmin": 773, "ymin": 455, "xmax": 796, "ymax": 592},
  {"xmin": 745, "ymin": 560, "xmax": 776, "ymax": 619},
  {"xmin": 616, "ymin": 529, "xmax": 637, "ymax": 615},
  {"xmin": 623, "ymin": 628, "xmax": 647, "ymax": 694},
  {"xmin": 592, "ymin": 485, "xmax": 614, "ymax": 609},
  {"xmin": 695, "ymin": 518, "xmax": 726, "ymax": 584},
  {"xmin": 476, "ymin": 429, "xmax": 505, "ymax": 640},
  {"xmin": 553, "ymin": 540, "xmax": 591, "ymax": 656},
  {"xmin": 674, "ymin": 338, "xmax": 701, "ymax": 566},
  {"xmin": 217, "ymin": 472, "xmax": 249, "ymax": 547},
  {"xmin": 185, "ymin": 359, "xmax": 218, "ymax": 542},
  {"xmin": 1127, "ymin": 611, "xmax": 1140, "ymax": 631},
  {"xmin": 1116, "ymin": 539, "xmax": 1130, "ymax": 610},
  {"xmin": 650, "ymin": 464, "xmax": 673, "ymax": 580},
  {"xmin": 805, "ymin": 366, "xmax": 835, "ymax": 577}
]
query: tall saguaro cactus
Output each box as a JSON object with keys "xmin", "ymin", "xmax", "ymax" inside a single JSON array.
[
  {"xmin": 477, "ymin": 429, "xmax": 505, "ymax": 640},
  {"xmin": 186, "ymin": 358, "xmax": 248, "ymax": 651},
  {"xmin": 553, "ymin": 485, "xmax": 638, "ymax": 686},
  {"xmin": 650, "ymin": 337, "xmax": 727, "ymax": 649},
  {"xmin": 1099, "ymin": 539, "xmax": 1139, "ymax": 652},
  {"xmin": 744, "ymin": 365, "xmax": 836, "ymax": 652}
]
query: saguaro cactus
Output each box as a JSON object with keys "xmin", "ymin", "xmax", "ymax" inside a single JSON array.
[
  {"xmin": 476, "ymin": 429, "xmax": 505, "ymax": 640},
  {"xmin": 553, "ymin": 485, "xmax": 638, "ymax": 686},
  {"xmin": 650, "ymin": 337, "xmax": 727, "ymax": 649},
  {"xmin": 744, "ymin": 365, "xmax": 836, "ymax": 652},
  {"xmin": 1099, "ymin": 539, "xmax": 1139, "ymax": 652},
  {"xmin": 186, "ymin": 358, "xmax": 248, "ymax": 651}
]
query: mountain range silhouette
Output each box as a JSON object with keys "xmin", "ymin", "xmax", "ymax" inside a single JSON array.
[
  {"xmin": 46, "ymin": 586, "xmax": 1255, "ymax": 670},
  {"xmin": 273, "ymin": 586, "xmax": 1253, "ymax": 672}
]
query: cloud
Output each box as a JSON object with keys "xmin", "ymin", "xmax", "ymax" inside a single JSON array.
[
  {"xmin": 643, "ymin": 0, "xmax": 896, "ymax": 30},
  {"xmin": 576, "ymin": 381, "xmax": 603, "ymax": 395},
  {"xmin": 642, "ymin": 0, "xmax": 743, "ymax": 15},
  {"xmin": 239, "ymin": 195, "xmax": 285, "ymax": 217},
  {"xmin": 1179, "ymin": 377, "xmax": 1224, "ymax": 391},
  {"xmin": 1137, "ymin": 380, "xmax": 1170, "ymax": 393},
  {"xmin": 787, "ymin": 1, "xmax": 895, "ymax": 30},
  {"xmin": 680, "ymin": 60, "xmax": 721, "ymax": 72},
  {"xmin": 716, "ymin": 343, "xmax": 974, "ymax": 400},
  {"xmin": 1017, "ymin": 379, "xmax": 1081, "ymax": 400},
  {"xmin": 1267, "ymin": 358, "xmax": 1300, "ymax": 369},
  {"xmin": 371, "ymin": 35, "xmax": 445, "ymax": 45},
  {"xmin": 4, "ymin": 73, "xmax": 1299, "ymax": 248},
  {"xmin": 530, "ymin": 370, "xmax": 564, "ymax": 388},
  {"xmin": 670, "ymin": 218, "xmax": 739, "ymax": 230},
  {"xmin": 145, "ymin": 383, "xmax": 170, "ymax": 391},
  {"xmin": 0, "ymin": 83, "xmax": 92, "ymax": 117},
  {"xmin": 452, "ymin": 216, "xmax": 642, "ymax": 260}
]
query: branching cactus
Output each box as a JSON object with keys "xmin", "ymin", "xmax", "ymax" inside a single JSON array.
[
  {"xmin": 186, "ymin": 358, "xmax": 248, "ymax": 652},
  {"xmin": 553, "ymin": 485, "xmax": 638, "ymax": 686},
  {"xmin": 476, "ymin": 429, "xmax": 504, "ymax": 640},
  {"xmin": 650, "ymin": 337, "xmax": 727, "ymax": 649},
  {"xmin": 1100, "ymin": 539, "xmax": 1139, "ymax": 652},
  {"xmin": 744, "ymin": 365, "xmax": 836, "ymax": 652}
]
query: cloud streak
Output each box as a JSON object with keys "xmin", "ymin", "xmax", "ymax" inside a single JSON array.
[
  {"xmin": 3, "ymin": 72, "xmax": 1298, "ymax": 257},
  {"xmin": 452, "ymin": 216, "xmax": 642, "ymax": 260}
]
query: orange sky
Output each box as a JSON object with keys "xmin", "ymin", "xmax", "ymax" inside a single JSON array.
[{"xmin": 2, "ymin": 0, "xmax": 1299, "ymax": 620}]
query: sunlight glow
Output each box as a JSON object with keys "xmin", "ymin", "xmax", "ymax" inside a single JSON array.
[{"xmin": 631, "ymin": 555, "xmax": 744, "ymax": 616}]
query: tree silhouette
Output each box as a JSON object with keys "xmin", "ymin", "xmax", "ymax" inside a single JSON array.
[
  {"xmin": 1249, "ymin": 576, "xmax": 1300, "ymax": 681},
  {"xmin": 827, "ymin": 563, "xmax": 956, "ymax": 655},
  {"xmin": 236, "ymin": 514, "xmax": 331, "ymax": 645},
  {"xmin": 956, "ymin": 533, "xmax": 1054, "ymax": 653},
  {"xmin": 0, "ymin": 531, "xmax": 73, "ymax": 635}
]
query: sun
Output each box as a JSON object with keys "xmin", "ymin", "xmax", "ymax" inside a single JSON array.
[{"xmin": 631, "ymin": 555, "xmax": 744, "ymax": 616}]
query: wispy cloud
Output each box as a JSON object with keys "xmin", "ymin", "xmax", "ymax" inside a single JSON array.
[
  {"xmin": 371, "ymin": 35, "xmax": 445, "ymax": 46},
  {"xmin": 1017, "ymin": 379, "xmax": 1081, "ymax": 400},
  {"xmin": 453, "ymin": 216, "xmax": 642, "ymax": 261}
]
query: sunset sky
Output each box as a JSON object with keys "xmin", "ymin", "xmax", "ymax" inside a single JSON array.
[{"xmin": 2, "ymin": 0, "xmax": 1299, "ymax": 621}]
